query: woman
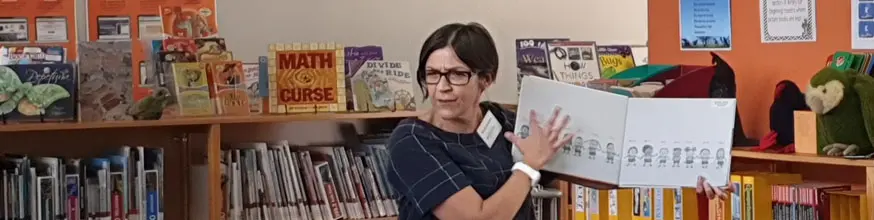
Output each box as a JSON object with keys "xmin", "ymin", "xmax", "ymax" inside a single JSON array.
[{"xmin": 385, "ymin": 22, "xmax": 729, "ymax": 220}]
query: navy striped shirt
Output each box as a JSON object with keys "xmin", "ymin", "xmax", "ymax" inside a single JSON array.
[{"xmin": 385, "ymin": 102, "xmax": 553, "ymax": 220}]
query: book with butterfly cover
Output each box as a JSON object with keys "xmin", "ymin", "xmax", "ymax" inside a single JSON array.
[{"xmin": 512, "ymin": 77, "xmax": 736, "ymax": 189}]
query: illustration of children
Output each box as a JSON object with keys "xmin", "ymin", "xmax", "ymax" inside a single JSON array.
[
  {"xmin": 672, "ymin": 148, "xmax": 683, "ymax": 167},
  {"xmin": 573, "ymin": 137, "xmax": 584, "ymax": 156},
  {"xmin": 699, "ymin": 149, "xmax": 711, "ymax": 168},
  {"xmin": 587, "ymin": 139, "xmax": 600, "ymax": 159},
  {"xmin": 562, "ymin": 134, "xmax": 572, "ymax": 154},
  {"xmin": 641, "ymin": 145, "xmax": 655, "ymax": 167},
  {"xmin": 684, "ymin": 147, "xmax": 696, "ymax": 168},
  {"xmin": 657, "ymin": 148, "xmax": 670, "ymax": 167},
  {"xmin": 716, "ymin": 148, "xmax": 726, "ymax": 168},
  {"xmin": 625, "ymin": 146, "xmax": 638, "ymax": 166},
  {"xmin": 519, "ymin": 125, "xmax": 530, "ymax": 139},
  {"xmin": 605, "ymin": 143, "xmax": 616, "ymax": 164}
]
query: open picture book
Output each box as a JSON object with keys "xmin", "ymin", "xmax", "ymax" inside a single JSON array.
[{"xmin": 510, "ymin": 77, "xmax": 736, "ymax": 188}]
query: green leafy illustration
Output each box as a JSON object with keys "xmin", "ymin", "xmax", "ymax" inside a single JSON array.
[
  {"xmin": 17, "ymin": 84, "xmax": 70, "ymax": 116},
  {"xmin": 0, "ymin": 66, "xmax": 22, "ymax": 103}
]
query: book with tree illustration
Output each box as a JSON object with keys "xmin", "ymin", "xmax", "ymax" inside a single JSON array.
[
  {"xmin": 350, "ymin": 60, "xmax": 416, "ymax": 112},
  {"xmin": 0, "ymin": 64, "xmax": 76, "ymax": 123},
  {"xmin": 512, "ymin": 77, "xmax": 736, "ymax": 188}
]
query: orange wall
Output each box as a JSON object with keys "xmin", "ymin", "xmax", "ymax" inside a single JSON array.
[{"xmin": 649, "ymin": 0, "xmax": 850, "ymax": 138}]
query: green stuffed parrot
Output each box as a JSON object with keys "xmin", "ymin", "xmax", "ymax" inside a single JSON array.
[
  {"xmin": 128, "ymin": 87, "xmax": 172, "ymax": 120},
  {"xmin": 804, "ymin": 67, "xmax": 874, "ymax": 156}
]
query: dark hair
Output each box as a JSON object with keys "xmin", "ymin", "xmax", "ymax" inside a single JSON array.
[{"xmin": 416, "ymin": 22, "xmax": 499, "ymax": 99}]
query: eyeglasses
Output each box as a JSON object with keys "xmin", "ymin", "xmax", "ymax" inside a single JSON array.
[{"xmin": 424, "ymin": 70, "xmax": 473, "ymax": 85}]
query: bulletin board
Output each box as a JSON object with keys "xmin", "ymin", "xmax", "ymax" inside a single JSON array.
[
  {"xmin": 0, "ymin": 0, "xmax": 79, "ymax": 60},
  {"xmin": 86, "ymin": 0, "xmax": 218, "ymax": 100}
]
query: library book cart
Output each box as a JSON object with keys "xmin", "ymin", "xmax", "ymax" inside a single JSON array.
[{"xmin": 0, "ymin": 111, "xmax": 418, "ymax": 220}]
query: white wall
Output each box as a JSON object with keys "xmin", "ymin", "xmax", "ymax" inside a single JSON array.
[{"xmin": 215, "ymin": 0, "xmax": 649, "ymax": 105}]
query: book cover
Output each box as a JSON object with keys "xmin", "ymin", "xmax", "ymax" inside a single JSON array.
[
  {"xmin": 195, "ymin": 38, "xmax": 233, "ymax": 62},
  {"xmin": 515, "ymin": 38, "xmax": 569, "ymax": 94},
  {"xmin": 596, "ymin": 45, "xmax": 636, "ymax": 79},
  {"xmin": 267, "ymin": 43, "xmax": 346, "ymax": 113},
  {"xmin": 547, "ymin": 41, "xmax": 601, "ymax": 86},
  {"xmin": 350, "ymin": 60, "xmax": 416, "ymax": 112},
  {"xmin": 513, "ymin": 76, "xmax": 736, "ymax": 188},
  {"xmin": 0, "ymin": 64, "xmax": 76, "ymax": 122},
  {"xmin": 77, "ymin": 41, "xmax": 134, "ymax": 122},
  {"xmin": 344, "ymin": 46, "xmax": 383, "ymax": 110},
  {"xmin": 171, "ymin": 62, "xmax": 214, "ymax": 116},
  {"xmin": 0, "ymin": 46, "xmax": 66, "ymax": 64},
  {"xmin": 208, "ymin": 61, "xmax": 250, "ymax": 115},
  {"xmin": 243, "ymin": 63, "xmax": 262, "ymax": 114},
  {"xmin": 159, "ymin": 6, "xmax": 218, "ymax": 38}
]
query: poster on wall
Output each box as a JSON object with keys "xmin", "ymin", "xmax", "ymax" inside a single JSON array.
[
  {"xmin": 679, "ymin": 0, "xmax": 732, "ymax": 51},
  {"xmin": 0, "ymin": 17, "xmax": 28, "ymax": 43},
  {"xmin": 852, "ymin": 0, "xmax": 874, "ymax": 49},
  {"xmin": 759, "ymin": 0, "xmax": 816, "ymax": 43}
]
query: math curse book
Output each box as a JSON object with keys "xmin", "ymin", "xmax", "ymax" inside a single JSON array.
[{"xmin": 267, "ymin": 43, "xmax": 346, "ymax": 113}]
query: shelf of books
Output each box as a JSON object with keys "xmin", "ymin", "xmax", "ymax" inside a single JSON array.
[{"xmin": 2, "ymin": 0, "xmax": 418, "ymax": 218}]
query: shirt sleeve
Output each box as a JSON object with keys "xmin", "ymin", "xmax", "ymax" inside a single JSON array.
[{"xmin": 385, "ymin": 127, "xmax": 472, "ymax": 217}]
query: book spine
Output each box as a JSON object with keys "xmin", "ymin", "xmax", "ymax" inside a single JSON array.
[{"xmin": 111, "ymin": 191, "xmax": 122, "ymax": 220}]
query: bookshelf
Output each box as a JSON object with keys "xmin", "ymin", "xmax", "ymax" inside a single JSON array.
[
  {"xmin": 732, "ymin": 148, "xmax": 874, "ymax": 219},
  {"xmin": 0, "ymin": 111, "xmax": 419, "ymax": 220}
]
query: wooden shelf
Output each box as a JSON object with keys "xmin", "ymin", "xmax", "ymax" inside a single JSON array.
[
  {"xmin": 0, "ymin": 111, "xmax": 421, "ymax": 132},
  {"xmin": 731, "ymin": 148, "xmax": 874, "ymax": 167}
]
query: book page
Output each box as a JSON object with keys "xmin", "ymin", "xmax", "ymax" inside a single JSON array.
[
  {"xmin": 513, "ymin": 77, "xmax": 629, "ymax": 185},
  {"xmin": 617, "ymin": 98, "xmax": 736, "ymax": 188}
]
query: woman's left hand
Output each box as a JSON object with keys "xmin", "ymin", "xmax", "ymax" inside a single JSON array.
[{"xmin": 696, "ymin": 176, "xmax": 734, "ymax": 200}]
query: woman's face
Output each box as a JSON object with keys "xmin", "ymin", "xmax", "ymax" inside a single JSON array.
[{"xmin": 425, "ymin": 47, "xmax": 487, "ymax": 120}]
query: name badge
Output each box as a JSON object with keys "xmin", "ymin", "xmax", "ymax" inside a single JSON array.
[{"xmin": 476, "ymin": 111, "xmax": 502, "ymax": 149}]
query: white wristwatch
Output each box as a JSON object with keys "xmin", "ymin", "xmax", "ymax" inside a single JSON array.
[{"xmin": 512, "ymin": 162, "xmax": 541, "ymax": 186}]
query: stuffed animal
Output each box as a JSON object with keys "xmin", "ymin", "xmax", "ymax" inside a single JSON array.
[{"xmin": 804, "ymin": 67, "xmax": 874, "ymax": 156}]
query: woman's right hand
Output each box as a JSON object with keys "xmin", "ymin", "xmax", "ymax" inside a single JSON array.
[{"xmin": 505, "ymin": 107, "xmax": 573, "ymax": 170}]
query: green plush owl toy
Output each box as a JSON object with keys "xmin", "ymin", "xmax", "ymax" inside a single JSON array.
[{"xmin": 804, "ymin": 67, "xmax": 874, "ymax": 156}]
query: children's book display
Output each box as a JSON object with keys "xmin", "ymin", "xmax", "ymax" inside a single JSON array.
[
  {"xmin": 513, "ymin": 38, "xmax": 648, "ymax": 95},
  {"xmin": 512, "ymin": 77, "xmax": 736, "ymax": 188}
]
